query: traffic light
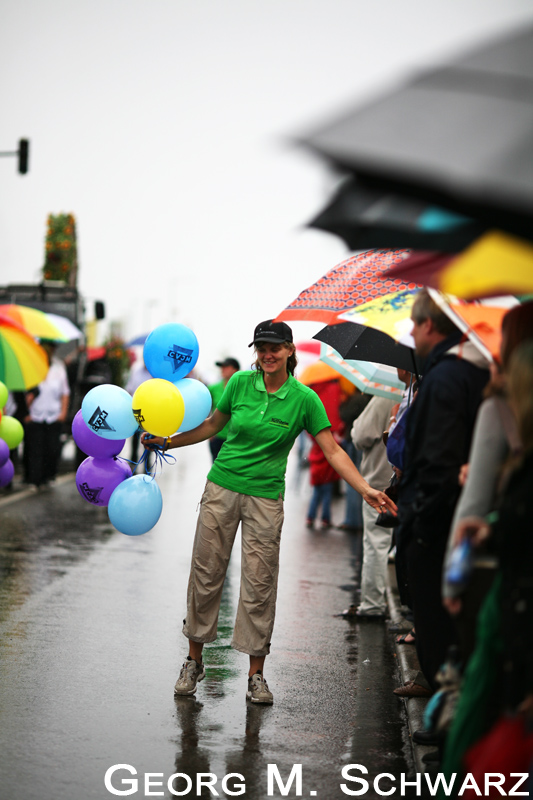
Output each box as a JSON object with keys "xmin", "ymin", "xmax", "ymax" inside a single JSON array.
[{"xmin": 18, "ymin": 139, "xmax": 29, "ymax": 174}]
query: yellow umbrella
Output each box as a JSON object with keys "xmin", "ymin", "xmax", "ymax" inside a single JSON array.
[
  {"xmin": 340, "ymin": 288, "xmax": 419, "ymax": 341},
  {"xmin": 440, "ymin": 231, "xmax": 533, "ymax": 299}
]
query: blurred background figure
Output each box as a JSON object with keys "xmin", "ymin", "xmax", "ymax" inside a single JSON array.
[
  {"xmin": 126, "ymin": 359, "xmax": 152, "ymax": 467},
  {"xmin": 338, "ymin": 390, "xmax": 371, "ymax": 532},
  {"xmin": 207, "ymin": 357, "xmax": 240, "ymax": 461},
  {"xmin": 23, "ymin": 340, "xmax": 70, "ymax": 490},
  {"xmin": 351, "ymin": 395, "xmax": 396, "ymax": 617},
  {"xmin": 305, "ymin": 377, "xmax": 344, "ymax": 529}
]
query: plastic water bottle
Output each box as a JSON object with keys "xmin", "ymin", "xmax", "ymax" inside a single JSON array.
[{"xmin": 445, "ymin": 539, "xmax": 473, "ymax": 590}]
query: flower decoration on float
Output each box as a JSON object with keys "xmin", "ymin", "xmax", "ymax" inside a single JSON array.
[{"xmin": 42, "ymin": 213, "xmax": 78, "ymax": 284}]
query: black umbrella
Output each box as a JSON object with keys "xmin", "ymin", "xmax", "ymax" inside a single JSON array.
[
  {"xmin": 309, "ymin": 176, "xmax": 489, "ymax": 252},
  {"xmin": 302, "ymin": 25, "xmax": 533, "ymax": 243},
  {"xmin": 313, "ymin": 322, "xmax": 421, "ymax": 375}
]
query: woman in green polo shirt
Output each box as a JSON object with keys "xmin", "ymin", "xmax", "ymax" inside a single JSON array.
[{"xmin": 142, "ymin": 319, "xmax": 396, "ymax": 704}]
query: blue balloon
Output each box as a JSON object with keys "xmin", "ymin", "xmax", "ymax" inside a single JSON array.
[
  {"xmin": 174, "ymin": 378, "xmax": 213, "ymax": 432},
  {"xmin": 143, "ymin": 323, "xmax": 199, "ymax": 382},
  {"xmin": 81, "ymin": 384, "xmax": 138, "ymax": 440},
  {"xmin": 107, "ymin": 474, "xmax": 163, "ymax": 536}
]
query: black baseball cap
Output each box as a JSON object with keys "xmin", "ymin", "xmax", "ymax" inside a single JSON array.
[
  {"xmin": 215, "ymin": 357, "xmax": 240, "ymax": 370},
  {"xmin": 248, "ymin": 319, "xmax": 293, "ymax": 347}
]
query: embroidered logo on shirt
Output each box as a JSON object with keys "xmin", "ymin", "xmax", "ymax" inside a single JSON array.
[{"xmin": 269, "ymin": 417, "xmax": 289, "ymax": 429}]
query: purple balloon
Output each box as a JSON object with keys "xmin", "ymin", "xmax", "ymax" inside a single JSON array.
[
  {"xmin": 76, "ymin": 456, "xmax": 131, "ymax": 507},
  {"xmin": 0, "ymin": 438, "xmax": 9, "ymax": 468},
  {"xmin": 72, "ymin": 410, "xmax": 127, "ymax": 458},
  {"xmin": 0, "ymin": 458, "xmax": 14, "ymax": 488}
]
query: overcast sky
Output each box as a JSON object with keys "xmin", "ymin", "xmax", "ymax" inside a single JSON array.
[{"xmin": 1, "ymin": 0, "xmax": 532, "ymax": 381}]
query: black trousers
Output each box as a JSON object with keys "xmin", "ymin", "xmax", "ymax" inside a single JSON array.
[
  {"xmin": 24, "ymin": 420, "xmax": 63, "ymax": 487},
  {"xmin": 406, "ymin": 537, "xmax": 458, "ymax": 691}
]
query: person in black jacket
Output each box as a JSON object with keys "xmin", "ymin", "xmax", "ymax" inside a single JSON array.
[{"xmin": 399, "ymin": 290, "xmax": 489, "ymax": 696}]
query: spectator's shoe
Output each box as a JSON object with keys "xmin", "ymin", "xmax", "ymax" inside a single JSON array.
[
  {"xmin": 246, "ymin": 672, "xmax": 273, "ymax": 704},
  {"xmin": 356, "ymin": 608, "xmax": 387, "ymax": 620},
  {"xmin": 306, "ymin": 519, "xmax": 314, "ymax": 529},
  {"xmin": 174, "ymin": 657, "xmax": 205, "ymax": 696},
  {"xmin": 321, "ymin": 519, "xmax": 331, "ymax": 529}
]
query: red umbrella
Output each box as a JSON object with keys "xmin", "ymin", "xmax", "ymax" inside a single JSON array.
[
  {"xmin": 379, "ymin": 250, "xmax": 455, "ymax": 291},
  {"xmin": 276, "ymin": 250, "xmax": 417, "ymax": 325}
]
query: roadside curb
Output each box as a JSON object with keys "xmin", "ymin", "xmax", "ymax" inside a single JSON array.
[
  {"xmin": 0, "ymin": 472, "xmax": 74, "ymax": 508},
  {"xmin": 386, "ymin": 564, "xmax": 438, "ymax": 775}
]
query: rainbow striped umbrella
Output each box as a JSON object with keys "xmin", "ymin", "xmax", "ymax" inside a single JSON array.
[
  {"xmin": 0, "ymin": 304, "xmax": 82, "ymax": 342},
  {"xmin": 0, "ymin": 314, "xmax": 49, "ymax": 390}
]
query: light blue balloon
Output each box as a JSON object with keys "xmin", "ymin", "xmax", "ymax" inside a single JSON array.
[
  {"xmin": 108, "ymin": 474, "xmax": 163, "ymax": 536},
  {"xmin": 81, "ymin": 384, "xmax": 138, "ymax": 440},
  {"xmin": 143, "ymin": 323, "xmax": 199, "ymax": 381},
  {"xmin": 174, "ymin": 378, "xmax": 213, "ymax": 432}
]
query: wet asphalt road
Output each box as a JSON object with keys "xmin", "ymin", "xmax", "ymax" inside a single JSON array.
[{"xmin": 0, "ymin": 446, "xmax": 413, "ymax": 800}]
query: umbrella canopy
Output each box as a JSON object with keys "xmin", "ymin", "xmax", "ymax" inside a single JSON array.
[
  {"xmin": 309, "ymin": 176, "xmax": 488, "ymax": 252},
  {"xmin": 427, "ymin": 288, "xmax": 516, "ymax": 363},
  {"xmin": 446, "ymin": 303, "xmax": 512, "ymax": 362},
  {"xmin": 301, "ymin": 26, "xmax": 533, "ymax": 243},
  {"xmin": 126, "ymin": 333, "xmax": 149, "ymax": 347},
  {"xmin": 298, "ymin": 359, "xmax": 355, "ymax": 396},
  {"xmin": 295, "ymin": 340, "xmax": 321, "ymax": 356},
  {"xmin": 0, "ymin": 314, "xmax": 49, "ymax": 390},
  {"xmin": 320, "ymin": 344, "xmax": 405, "ymax": 400},
  {"xmin": 439, "ymin": 230, "xmax": 533, "ymax": 299},
  {"xmin": 379, "ymin": 249, "xmax": 455, "ymax": 291},
  {"xmin": 313, "ymin": 321, "xmax": 420, "ymax": 373},
  {"xmin": 380, "ymin": 231, "xmax": 533, "ymax": 300},
  {"xmin": 276, "ymin": 250, "xmax": 415, "ymax": 325},
  {"xmin": 46, "ymin": 312, "xmax": 83, "ymax": 341},
  {"xmin": 340, "ymin": 287, "xmax": 419, "ymax": 342},
  {"xmin": 0, "ymin": 304, "xmax": 83, "ymax": 342}
]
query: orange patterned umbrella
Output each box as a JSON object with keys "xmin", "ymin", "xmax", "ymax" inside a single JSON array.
[{"xmin": 276, "ymin": 250, "xmax": 417, "ymax": 325}]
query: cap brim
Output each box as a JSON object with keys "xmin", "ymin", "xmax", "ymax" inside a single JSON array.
[{"xmin": 248, "ymin": 334, "xmax": 285, "ymax": 347}]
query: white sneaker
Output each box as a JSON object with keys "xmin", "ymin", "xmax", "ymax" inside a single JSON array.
[
  {"xmin": 246, "ymin": 672, "xmax": 273, "ymax": 704},
  {"xmin": 174, "ymin": 657, "xmax": 205, "ymax": 696}
]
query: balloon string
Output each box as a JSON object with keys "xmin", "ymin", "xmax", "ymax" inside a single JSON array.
[{"xmin": 132, "ymin": 441, "xmax": 176, "ymax": 479}]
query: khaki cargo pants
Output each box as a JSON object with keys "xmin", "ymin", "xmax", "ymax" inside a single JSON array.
[{"xmin": 182, "ymin": 480, "xmax": 284, "ymax": 657}]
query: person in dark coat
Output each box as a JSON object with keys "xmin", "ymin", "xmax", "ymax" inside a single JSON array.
[{"xmin": 399, "ymin": 290, "xmax": 489, "ymax": 696}]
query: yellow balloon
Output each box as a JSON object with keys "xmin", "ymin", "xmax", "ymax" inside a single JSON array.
[{"xmin": 132, "ymin": 378, "xmax": 184, "ymax": 438}]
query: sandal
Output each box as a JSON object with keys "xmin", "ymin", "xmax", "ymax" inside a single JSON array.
[
  {"xmin": 393, "ymin": 680, "xmax": 431, "ymax": 698},
  {"xmin": 396, "ymin": 629, "xmax": 416, "ymax": 645}
]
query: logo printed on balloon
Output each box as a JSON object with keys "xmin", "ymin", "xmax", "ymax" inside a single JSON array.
[
  {"xmin": 164, "ymin": 344, "xmax": 193, "ymax": 373},
  {"xmin": 78, "ymin": 483, "xmax": 104, "ymax": 504},
  {"xmin": 132, "ymin": 408, "xmax": 145, "ymax": 426},
  {"xmin": 88, "ymin": 406, "xmax": 116, "ymax": 433}
]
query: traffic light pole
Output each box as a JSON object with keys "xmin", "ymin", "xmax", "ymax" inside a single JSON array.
[{"xmin": 0, "ymin": 139, "xmax": 30, "ymax": 174}]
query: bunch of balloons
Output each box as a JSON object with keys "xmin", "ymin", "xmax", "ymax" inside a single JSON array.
[
  {"xmin": 0, "ymin": 380, "xmax": 25, "ymax": 488},
  {"xmin": 74, "ymin": 322, "xmax": 212, "ymax": 537}
]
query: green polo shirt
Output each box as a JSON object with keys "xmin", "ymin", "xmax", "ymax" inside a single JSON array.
[
  {"xmin": 208, "ymin": 379, "xmax": 231, "ymax": 440},
  {"xmin": 207, "ymin": 370, "xmax": 331, "ymax": 499}
]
